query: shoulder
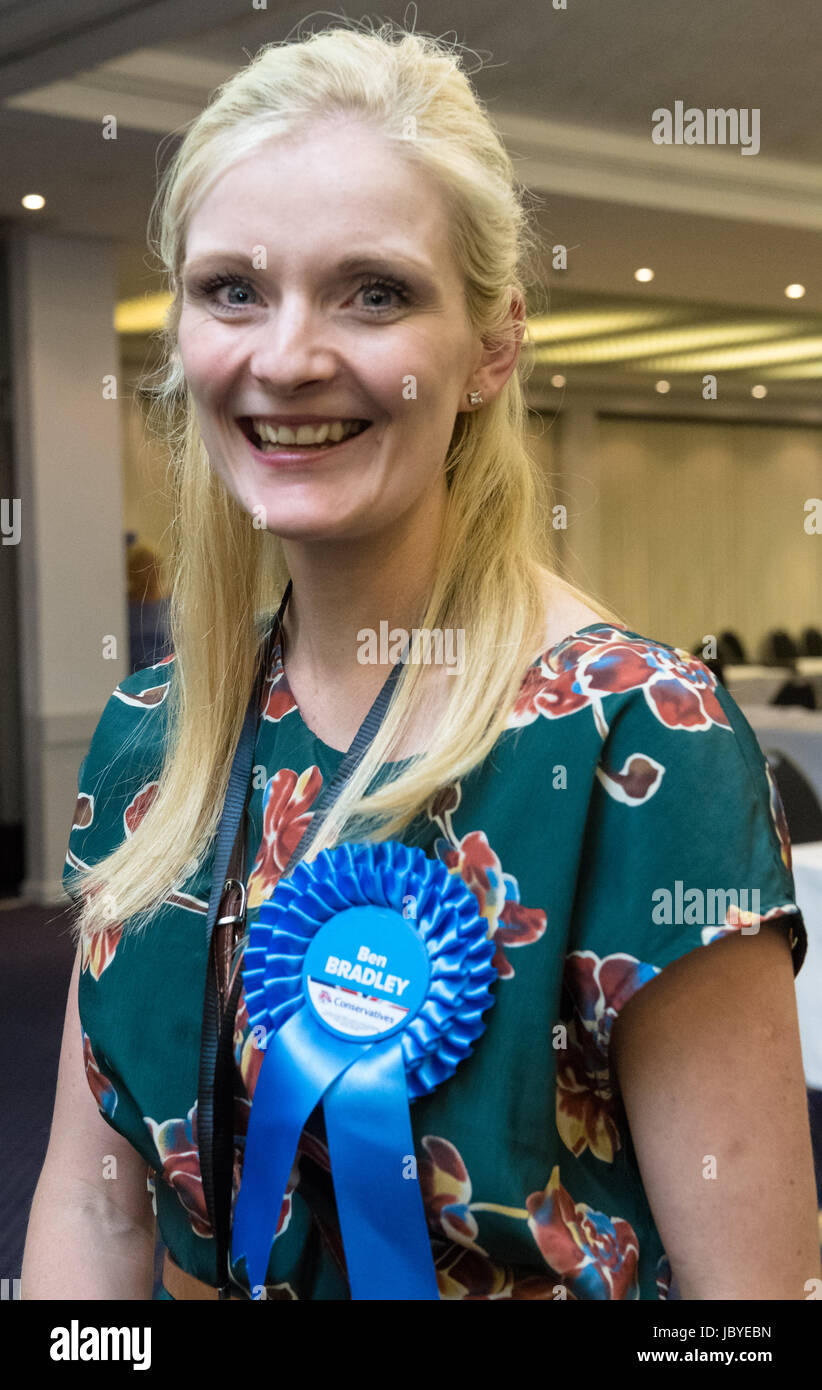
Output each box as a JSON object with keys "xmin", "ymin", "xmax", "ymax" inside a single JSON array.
[
  {"xmin": 509, "ymin": 612, "xmax": 796, "ymax": 862},
  {"xmin": 109, "ymin": 652, "xmax": 176, "ymax": 713},
  {"xmin": 100, "ymin": 653, "xmax": 175, "ymax": 726},
  {"xmin": 74, "ymin": 657, "xmax": 175, "ymax": 810},
  {"xmin": 513, "ymin": 598, "xmax": 733, "ymax": 742},
  {"xmin": 533, "ymin": 578, "xmax": 726, "ymax": 733},
  {"xmin": 536, "ymin": 575, "xmax": 607, "ymax": 652}
]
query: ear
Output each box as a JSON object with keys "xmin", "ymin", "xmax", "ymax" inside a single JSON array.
[{"xmin": 466, "ymin": 288, "xmax": 527, "ymax": 405}]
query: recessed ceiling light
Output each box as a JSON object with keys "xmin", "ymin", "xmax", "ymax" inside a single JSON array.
[
  {"xmin": 634, "ymin": 268, "xmax": 655, "ymax": 283},
  {"xmin": 550, "ymin": 374, "xmax": 566, "ymax": 388},
  {"xmin": 21, "ymin": 193, "xmax": 45, "ymax": 210},
  {"xmin": 751, "ymin": 384, "xmax": 768, "ymax": 398},
  {"xmin": 784, "ymin": 283, "xmax": 806, "ymax": 299},
  {"xmin": 655, "ymin": 379, "xmax": 670, "ymax": 394}
]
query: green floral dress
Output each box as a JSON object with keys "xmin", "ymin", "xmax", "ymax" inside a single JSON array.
[{"xmin": 63, "ymin": 619, "xmax": 807, "ymax": 1301}]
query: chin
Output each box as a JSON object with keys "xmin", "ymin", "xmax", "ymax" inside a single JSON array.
[{"xmin": 240, "ymin": 502, "xmax": 374, "ymax": 542}]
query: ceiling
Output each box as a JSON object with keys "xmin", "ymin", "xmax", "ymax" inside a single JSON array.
[{"xmin": 2, "ymin": 0, "xmax": 821, "ymax": 406}]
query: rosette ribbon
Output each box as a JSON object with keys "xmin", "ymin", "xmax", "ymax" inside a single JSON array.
[{"xmin": 231, "ymin": 840, "xmax": 497, "ymax": 1300}]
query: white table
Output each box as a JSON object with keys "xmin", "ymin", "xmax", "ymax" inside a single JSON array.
[
  {"xmin": 791, "ymin": 841, "xmax": 822, "ymax": 1090},
  {"xmin": 724, "ymin": 665, "xmax": 795, "ymax": 707},
  {"xmin": 742, "ymin": 705, "xmax": 822, "ymax": 808}
]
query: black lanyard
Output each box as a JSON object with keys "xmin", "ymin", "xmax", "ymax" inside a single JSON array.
[{"xmin": 197, "ymin": 580, "xmax": 412, "ymax": 1297}]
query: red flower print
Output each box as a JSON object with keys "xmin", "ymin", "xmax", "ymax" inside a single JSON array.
[
  {"xmin": 526, "ymin": 1166, "xmax": 639, "ymax": 1299},
  {"xmin": 427, "ymin": 783, "xmax": 461, "ymax": 826},
  {"xmin": 418, "ymin": 1138, "xmax": 574, "ymax": 1299},
  {"xmin": 701, "ymin": 902, "xmax": 803, "ymax": 959},
  {"xmin": 508, "ymin": 626, "xmax": 731, "ymax": 739},
  {"xmin": 556, "ymin": 1016, "xmax": 623, "ymax": 1165},
  {"xmin": 75, "ymin": 780, "xmax": 158, "ymax": 979},
  {"xmin": 80, "ymin": 914, "xmax": 123, "ymax": 980},
  {"xmin": 764, "ymin": 758, "xmax": 793, "ymax": 874},
  {"xmin": 419, "ymin": 1136, "xmax": 480, "ymax": 1248},
  {"xmin": 434, "ymin": 829, "xmax": 546, "ymax": 978},
  {"xmin": 595, "ymin": 751, "xmax": 666, "ymax": 806},
  {"xmin": 418, "ymin": 1135, "xmax": 578, "ymax": 1300},
  {"xmin": 124, "ymin": 780, "xmax": 159, "ymax": 837},
  {"xmin": 81, "ymin": 1028, "xmax": 118, "ymax": 1118},
  {"xmin": 70, "ymin": 791, "xmax": 94, "ymax": 832},
  {"xmin": 144, "ymin": 1103, "xmax": 211, "ymax": 1238},
  {"xmin": 76, "ymin": 779, "xmax": 159, "ymax": 979},
  {"xmin": 260, "ymin": 635, "xmax": 299, "ymax": 724},
  {"xmin": 428, "ymin": 782, "xmax": 546, "ymax": 980},
  {"xmin": 557, "ymin": 950, "xmax": 660, "ymax": 1163},
  {"xmin": 70, "ymin": 779, "xmax": 159, "ymax": 978},
  {"xmin": 246, "ymin": 766, "xmax": 324, "ymax": 910},
  {"xmin": 149, "ymin": 1091, "xmax": 298, "ymax": 1252},
  {"xmin": 113, "ymin": 678, "xmax": 171, "ymax": 709}
]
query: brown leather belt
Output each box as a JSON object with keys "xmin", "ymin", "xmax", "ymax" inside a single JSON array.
[{"xmin": 162, "ymin": 1250, "xmax": 248, "ymax": 1301}]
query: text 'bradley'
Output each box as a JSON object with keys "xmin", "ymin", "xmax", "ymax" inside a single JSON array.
[{"xmin": 323, "ymin": 943, "xmax": 411, "ymax": 996}]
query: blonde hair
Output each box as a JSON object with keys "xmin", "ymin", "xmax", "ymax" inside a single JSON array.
[
  {"xmin": 126, "ymin": 541, "xmax": 164, "ymax": 603},
  {"xmin": 69, "ymin": 15, "xmax": 625, "ymax": 946}
]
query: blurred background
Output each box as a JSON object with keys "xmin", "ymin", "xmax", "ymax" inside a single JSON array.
[{"xmin": 1, "ymin": 0, "xmax": 821, "ymax": 1289}]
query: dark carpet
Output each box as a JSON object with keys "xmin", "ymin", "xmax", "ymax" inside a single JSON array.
[{"xmin": 0, "ymin": 900, "xmax": 165, "ymax": 1298}]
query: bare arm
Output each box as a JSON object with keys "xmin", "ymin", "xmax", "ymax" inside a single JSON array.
[
  {"xmin": 22, "ymin": 944, "xmax": 157, "ymax": 1299},
  {"xmin": 610, "ymin": 920, "xmax": 821, "ymax": 1299}
]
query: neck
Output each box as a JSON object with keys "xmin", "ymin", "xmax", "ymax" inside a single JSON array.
[{"xmin": 279, "ymin": 490, "xmax": 447, "ymax": 688}]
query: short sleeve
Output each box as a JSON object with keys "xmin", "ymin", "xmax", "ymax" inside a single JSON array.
[
  {"xmin": 62, "ymin": 662, "xmax": 172, "ymax": 904},
  {"xmin": 560, "ymin": 669, "xmax": 807, "ymax": 1119}
]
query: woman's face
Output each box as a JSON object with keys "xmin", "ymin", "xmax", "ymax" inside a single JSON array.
[{"xmin": 176, "ymin": 120, "xmax": 487, "ymax": 543}]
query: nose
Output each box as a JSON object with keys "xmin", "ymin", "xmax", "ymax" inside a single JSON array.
[{"xmin": 247, "ymin": 295, "xmax": 338, "ymax": 391}]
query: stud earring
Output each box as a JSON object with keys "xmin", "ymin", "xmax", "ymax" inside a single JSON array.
[{"xmin": 468, "ymin": 390, "xmax": 484, "ymax": 406}]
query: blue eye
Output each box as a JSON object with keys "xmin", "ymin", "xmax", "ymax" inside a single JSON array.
[
  {"xmin": 355, "ymin": 276, "xmax": 411, "ymax": 313},
  {"xmin": 194, "ymin": 274, "xmax": 257, "ymax": 310},
  {"xmin": 190, "ymin": 272, "xmax": 412, "ymax": 315}
]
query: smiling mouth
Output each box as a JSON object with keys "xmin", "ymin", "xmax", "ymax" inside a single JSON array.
[{"xmin": 238, "ymin": 418, "xmax": 373, "ymax": 450}]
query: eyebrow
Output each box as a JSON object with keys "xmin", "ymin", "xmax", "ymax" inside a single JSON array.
[{"xmin": 181, "ymin": 250, "xmax": 437, "ymax": 281}]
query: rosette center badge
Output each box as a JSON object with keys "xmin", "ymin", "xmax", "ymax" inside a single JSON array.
[
  {"xmin": 231, "ymin": 839, "xmax": 497, "ymax": 1300},
  {"xmin": 303, "ymin": 906, "xmax": 430, "ymax": 1041}
]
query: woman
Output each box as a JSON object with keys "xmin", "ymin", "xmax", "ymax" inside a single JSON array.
[{"xmin": 23, "ymin": 19, "xmax": 819, "ymax": 1301}]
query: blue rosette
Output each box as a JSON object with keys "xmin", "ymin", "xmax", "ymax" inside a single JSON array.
[{"xmin": 231, "ymin": 839, "xmax": 497, "ymax": 1300}]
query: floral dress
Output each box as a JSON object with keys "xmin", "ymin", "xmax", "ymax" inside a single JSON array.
[{"xmin": 63, "ymin": 620, "xmax": 807, "ymax": 1301}]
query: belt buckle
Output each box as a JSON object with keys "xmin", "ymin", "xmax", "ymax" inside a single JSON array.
[{"xmin": 216, "ymin": 877, "xmax": 247, "ymax": 928}]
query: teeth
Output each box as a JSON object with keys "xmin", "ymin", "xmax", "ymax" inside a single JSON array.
[{"xmin": 251, "ymin": 418, "xmax": 368, "ymax": 446}]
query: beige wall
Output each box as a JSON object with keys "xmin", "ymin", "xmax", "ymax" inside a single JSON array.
[{"xmin": 542, "ymin": 407, "xmax": 822, "ymax": 656}]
